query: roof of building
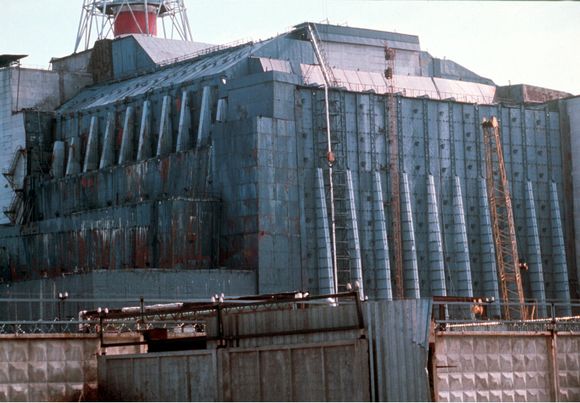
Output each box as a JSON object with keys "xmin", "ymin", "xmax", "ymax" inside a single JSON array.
[
  {"xmin": 130, "ymin": 35, "xmax": 215, "ymax": 65},
  {"xmin": 0, "ymin": 54, "xmax": 27, "ymax": 68},
  {"xmin": 57, "ymin": 22, "xmax": 507, "ymax": 112},
  {"xmin": 58, "ymin": 40, "xmax": 262, "ymax": 112},
  {"xmin": 292, "ymin": 22, "xmax": 421, "ymax": 51}
]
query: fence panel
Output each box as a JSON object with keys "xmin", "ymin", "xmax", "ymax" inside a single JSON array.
[
  {"xmin": 557, "ymin": 335, "xmax": 580, "ymax": 401},
  {"xmin": 434, "ymin": 333, "xmax": 554, "ymax": 402},
  {"xmin": 98, "ymin": 349, "xmax": 218, "ymax": 401},
  {"xmin": 219, "ymin": 340, "xmax": 370, "ymax": 402}
]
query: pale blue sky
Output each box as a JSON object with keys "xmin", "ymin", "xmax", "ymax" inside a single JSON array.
[{"xmin": 0, "ymin": 1, "xmax": 578, "ymax": 95}]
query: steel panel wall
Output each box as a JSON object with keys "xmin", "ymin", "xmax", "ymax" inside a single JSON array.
[
  {"xmin": 98, "ymin": 340, "xmax": 369, "ymax": 402},
  {"xmin": 98, "ymin": 350, "xmax": 218, "ymax": 402},
  {"xmin": 219, "ymin": 340, "xmax": 370, "ymax": 402},
  {"xmin": 292, "ymin": 87, "xmax": 569, "ymax": 302},
  {"xmin": 0, "ymin": 198, "xmax": 219, "ymax": 280},
  {"xmin": 564, "ymin": 97, "xmax": 580, "ymax": 294}
]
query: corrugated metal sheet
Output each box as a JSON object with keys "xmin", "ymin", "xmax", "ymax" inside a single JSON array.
[
  {"xmin": 299, "ymin": 64, "xmax": 495, "ymax": 104},
  {"xmin": 365, "ymin": 299, "xmax": 432, "ymax": 402},
  {"xmin": 432, "ymin": 77, "xmax": 495, "ymax": 103},
  {"xmin": 208, "ymin": 301, "xmax": 363, "ymax": 349}
]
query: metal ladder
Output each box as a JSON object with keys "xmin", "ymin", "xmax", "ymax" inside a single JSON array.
[
  {"xmin": 308, "ymin": 23, "xmax": 353, "ymax": 292},
  {"xmin": 314, "ymin": 93, "xmax": 352, "ymax": 291}
]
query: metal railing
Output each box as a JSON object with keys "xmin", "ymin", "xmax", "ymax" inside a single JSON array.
[
  {"xmin": 0, "ymin": 291, "xmax": 365, "ymax": 337},
  {"xmin": 302, "ymin": 79, "xmax": 495, "ymax": 105},
  {"xmin": 432, "ymin": 300, "xmax": 580, "ymax": 332}
]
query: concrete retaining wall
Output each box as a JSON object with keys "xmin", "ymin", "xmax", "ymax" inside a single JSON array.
[{"xmin": 434, "ymin": 332, "xmax": 580, "ymax": 402}]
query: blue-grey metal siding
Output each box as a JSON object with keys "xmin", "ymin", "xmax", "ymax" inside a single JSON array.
[{"xmin": 365, "ymin": 299, "xmax": 432, "ymax": 402}]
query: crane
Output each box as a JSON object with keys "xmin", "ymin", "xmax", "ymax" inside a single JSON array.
[
  {"xmin": 385, "ymin": 45, "xmax": 404, "ymax": 299},
  {"xmin": 482, "ymin": 116, "xmax": 527, "ymax": 320}
]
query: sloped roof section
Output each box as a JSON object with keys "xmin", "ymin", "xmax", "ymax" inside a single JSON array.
[
  {"xmin": 293, "ymin": 22, "xmax": 421, "ymax": 51},
  {"xmin": 131, "ymin": 35, "xmax": 215, "ymax": 65},
  {"xmin": 58, "ymin": 41, "xmax": 263, "ymax": 112},
  {"xmin": 0, "ymin": 55, "xmax": 27, "ymax": 68}
]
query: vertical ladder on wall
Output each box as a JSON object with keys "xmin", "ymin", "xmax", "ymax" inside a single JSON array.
[
  {"xmin": 385, "ymin": 45, "xmax": 405, "ymax": 299},
  {"xmin": 328, "ymin": 97, "xmax": 351, "ymax": 291},
  {"xmin": 308, "ymin": 23, "xmax": 353, "ymax": 292},
  {"xmin": 482, "ymin": 116, "xmax": 527, "ymax": 320}
]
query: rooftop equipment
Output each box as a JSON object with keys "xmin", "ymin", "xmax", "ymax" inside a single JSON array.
[{"xmin": 75, "ymin": 0, "xmax": 193, "ymax": 52}]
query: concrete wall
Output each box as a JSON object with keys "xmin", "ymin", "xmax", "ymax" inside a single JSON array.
[
  {"xmin": 0, "ymin": 335, "xmax": 99, "ymax": 402},
  {"xmin": 434, "ymin": 332, "xmax": 580, "ymax": 402}
]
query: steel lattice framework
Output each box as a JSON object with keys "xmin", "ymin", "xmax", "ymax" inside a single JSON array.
[
  {"xmin": 75, "ymin": 0, "xmax": 193, "ymax": 52},
  {"xmin": 385, "ymin": 45, "xmax": 404, "ymax": 299},
  {"xmin": 482, "ymin": 116, "xmax": 527, "ymax": 320}
]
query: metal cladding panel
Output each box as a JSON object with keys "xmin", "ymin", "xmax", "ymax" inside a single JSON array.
[
  {"xmin": 557, "ymin": 335, "xmax": 580, "ymax": 401},
  {"xmin": 210, "ymin": 302, "xmax": 362, "ymax": 348},
  {"xmin": 564, "ymin": 97, "xmax": 580, "ymax": 296},
  {"xmin": 432, "ymin": 77, "xmax": 495, "ymax": 104},
  {"xmin": 293, "ymin": 87, "xmax": 569, "ymax": 303},
  {"xmin": 364, "ymin": 299, "xmax": 432, "ymax": 402},
  {"xmin": 0, "ymin": 336, "xmax": 99, "ymax": 402},
  {"xmin": 434, "ymin": 334, "xmax": 552, "ymax": 402},
  {"xmin": 299, "ymin": 65, "xmax": 494, "ymax": 104},
  {"xmin": 36, "ymin": 147, "xmax": 211, "ymax": 220},
  {"xmin": 99, "ymin": 350, "xmax": 218, "ymax": 402},
  {"xmin": 0, "ymin": 197, "xmax": 219, "ymax": 279},
  {"xmin": 99, "ymin": 340, "xmax": 368, "ymax": 402},
  {"xmin": 0, "ymin": 273, "xmax": 256, "ymax": 320},
  {"xmin": 219, "ymin": 340, "xmax": 370, "ymax": 402},
  {"xmin": 255, "ymin": 57, "xmax": 292, "ymax": 74}
]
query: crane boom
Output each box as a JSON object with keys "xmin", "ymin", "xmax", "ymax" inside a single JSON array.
[
  {"xmin": 385, "ymin": 45, "xmax": 404, "ymax": 299},
  {"xmin": 482, "ymin": 116, "xmax": 527, "ymax": 320}
]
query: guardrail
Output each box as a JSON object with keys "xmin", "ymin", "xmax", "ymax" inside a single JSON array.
[
  {"xmin": 432, "ymin": 299, "xmax": 580, "ymax": 332},
  {"xmin": 0, "ymin": 291, "xmax": 364, "ymax": 336},
  {"xmin": 2, "ymin": 295, "xmax": 577, "ymax": 334}
]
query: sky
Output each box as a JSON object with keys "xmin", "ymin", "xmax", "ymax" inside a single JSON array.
[{"xmin": 0, "ymin": 0, "xmax": 578, "ymax": 95}]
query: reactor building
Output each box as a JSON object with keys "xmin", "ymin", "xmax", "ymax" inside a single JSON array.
[{"xmin": 0, "ymin": 0, "xmax": 579, "ymax": 315}]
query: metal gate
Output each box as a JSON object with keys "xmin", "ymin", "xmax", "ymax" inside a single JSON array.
[{"xmin": 98, "ymin": 339, "xmax": 370, "ymax": 401}]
